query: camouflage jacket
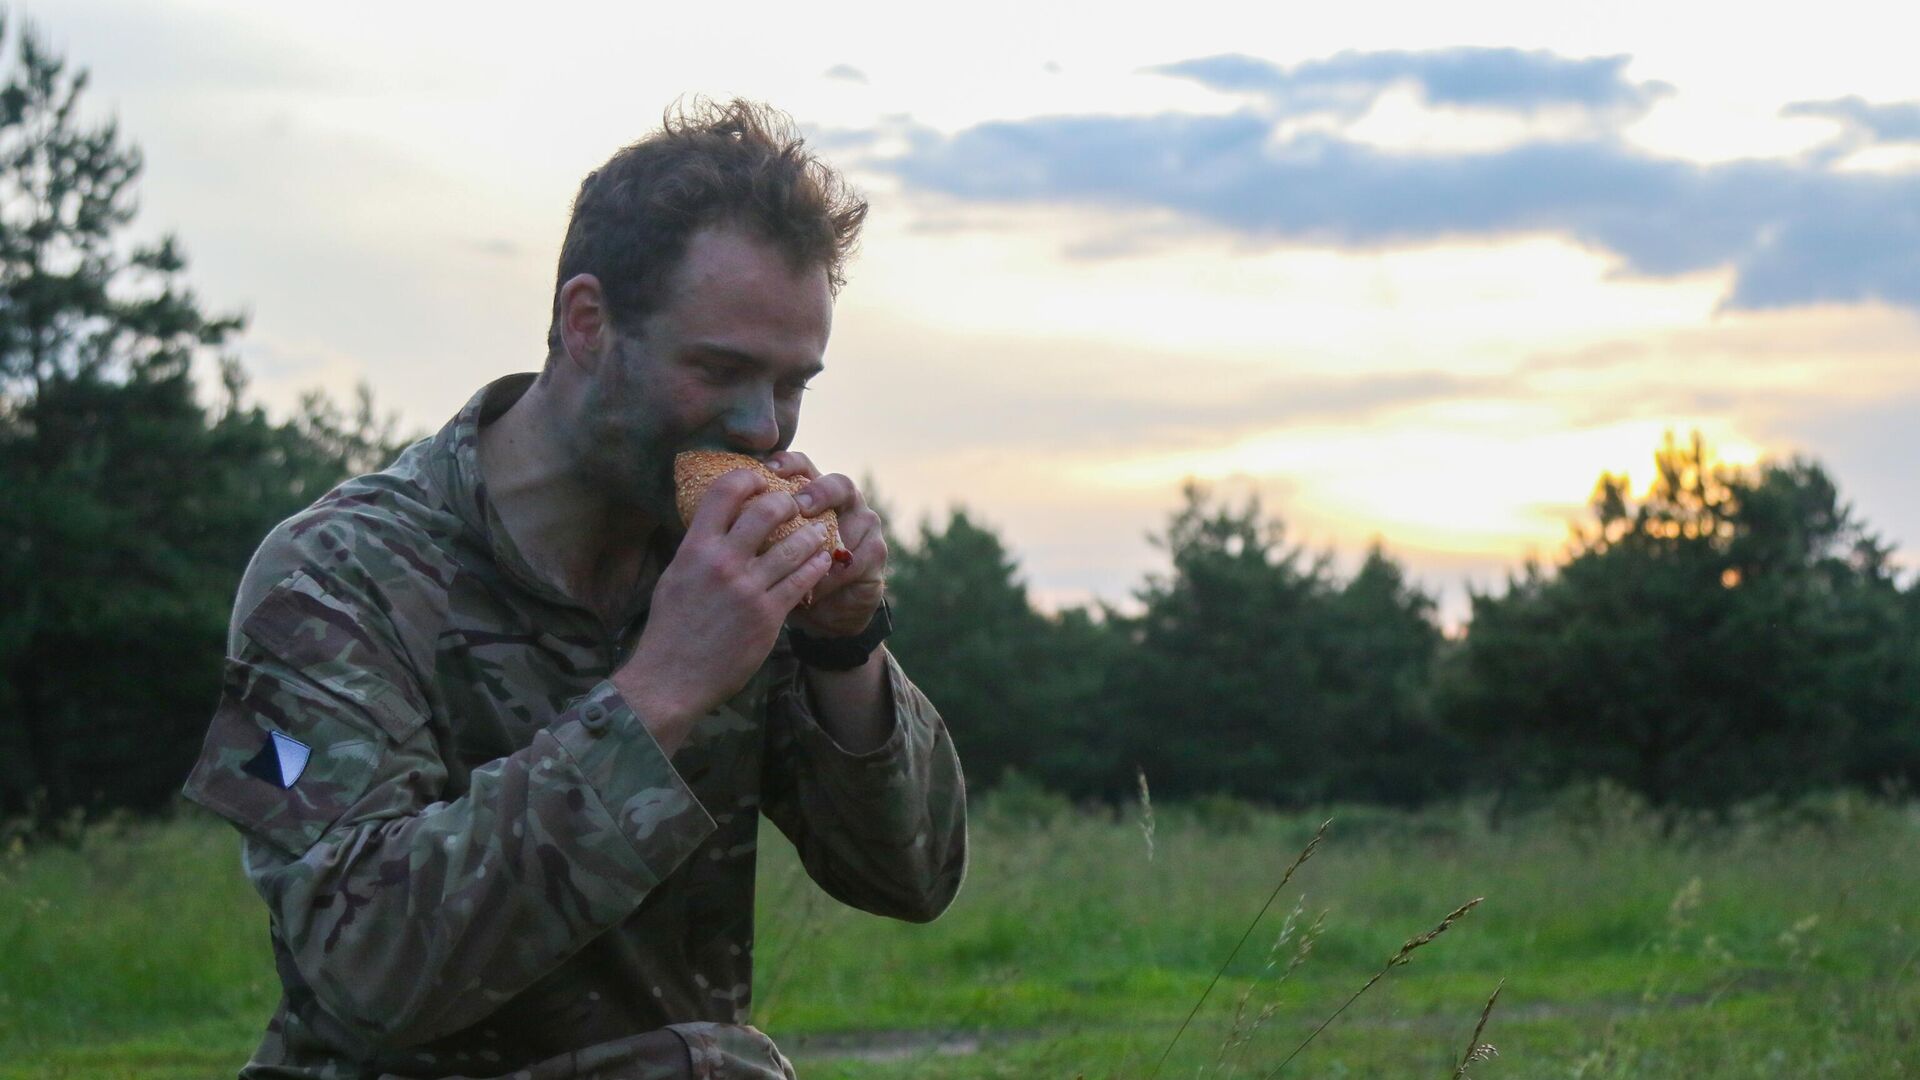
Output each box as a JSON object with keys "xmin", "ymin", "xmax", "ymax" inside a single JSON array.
[{"xmin": 182, "ymin": 373, "xmax": 968, "ymax": 1079}]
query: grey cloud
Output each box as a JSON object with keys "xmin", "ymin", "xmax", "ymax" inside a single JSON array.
[
  {"xmin": 26, "ymin": 0, "xmax": 338, "ymax": 96},
  {"xmin": 466, "ymin": 237, "xmax": 522, "ymax": 259},
  {"xmin": 855, "ymin": 359, "xmax": 1489, "ymax": 458},
  {"xmin": 823, "ymin": 63, "xmax": 869, "ymax": 83},
  {"xmin": 1783, "ymin": 96, "xmax": 1920, "ymax": 145},
  {"xmin": 1760, "ymin": 391, "xmax": 1920, "ymax": 568},
  {"xmin": 1151, "ymin": 48, "xmax": 1669, "ymax": 119},
  {"xmin": 875, "ymin": 95, "xmax": 1920, "ymax": 311}
]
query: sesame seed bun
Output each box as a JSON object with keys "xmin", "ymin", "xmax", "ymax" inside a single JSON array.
[{"xmin": 673, "ymin": 450, "xmax": 846, "ymax": 559}]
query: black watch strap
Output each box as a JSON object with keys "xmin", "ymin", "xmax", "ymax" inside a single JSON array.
[{"xmin": 788, "ymin": 598, "xmax": 893, "ymax": 671}]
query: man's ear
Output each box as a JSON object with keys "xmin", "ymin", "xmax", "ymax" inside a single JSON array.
[{"xmin": 558, "ymin": 274, "xmax": 608, "ymax": 370}]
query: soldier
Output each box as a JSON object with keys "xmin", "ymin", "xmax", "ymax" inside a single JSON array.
[{"xmin": 182, "ymin": 99, "xmax": 968, "ymax": 1079}]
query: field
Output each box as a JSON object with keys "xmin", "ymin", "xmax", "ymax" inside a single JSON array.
[{"xmin": 2, "ymin": 787, "xmax": 1916, "ymax": 1079}]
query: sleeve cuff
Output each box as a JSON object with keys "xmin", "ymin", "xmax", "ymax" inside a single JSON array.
[
  {"xmin": 790, "ymin": 651, "xmax": 913, "ymax": 768},
  {"xmin": 550, "ymin": 681, "xmax": 716, "ymax": 887},
  {"xmin": 782, "ymin": 651, "xmax": 945, "ymax": 850}
]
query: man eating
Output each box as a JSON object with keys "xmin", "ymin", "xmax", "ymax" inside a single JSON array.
[{"xmin": 184, "ymin": 99, "xmax": 968, "ymax": 1080}]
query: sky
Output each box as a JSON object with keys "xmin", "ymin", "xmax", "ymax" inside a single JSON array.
[{"xmin": 31, "ymin": 0, "xmax": 1920, "ymax": 622}]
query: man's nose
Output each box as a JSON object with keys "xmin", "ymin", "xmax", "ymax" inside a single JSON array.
[{"xmin": 722, "ymin": 388, "xmax": 780, "ymax": 454}]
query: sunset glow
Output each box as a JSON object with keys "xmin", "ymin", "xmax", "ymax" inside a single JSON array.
[{"xmin": 39, "ymin": 0, "xmax": 1920, "ymax": 619}]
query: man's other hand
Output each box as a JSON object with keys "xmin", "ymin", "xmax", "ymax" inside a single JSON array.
[
  {"xmin": 767, "ymin": 450, "xmax": 888, "ymax": 639},
  {"xmin": 616, "ymin": 467, "xmax": 834, "ymax": 751}
]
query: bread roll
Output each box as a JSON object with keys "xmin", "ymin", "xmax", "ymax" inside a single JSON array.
[{"xmin": 673, "ymin": 450, "xmax": 851, "ymax": 565}]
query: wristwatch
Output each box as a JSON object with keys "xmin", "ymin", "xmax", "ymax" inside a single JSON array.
[{"xmin": 788, "ymin": 598, "xmax": 893, "ymax": 671}]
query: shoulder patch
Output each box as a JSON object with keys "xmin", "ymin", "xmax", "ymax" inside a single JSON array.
[
  {"xmin": 183, "ymin": 658, "xmax": 382, "ymax": 856},
  {"xmin": 243, "ymin": 730, "xmax": 313, "ymax": 789}
]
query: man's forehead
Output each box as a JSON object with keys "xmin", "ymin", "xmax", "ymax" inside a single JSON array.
[
  {"xmin": 656, "ymin": 225, "xmax": 833, "ymax": 362},
  {"xmin": 668, "ymin": 225, "xmax": 832, "ymax": 306}
]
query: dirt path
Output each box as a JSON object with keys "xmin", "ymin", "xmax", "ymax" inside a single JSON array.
[{"xmin": 777, "ymin": 989, "xmax": 1750, "ymax": 1065}]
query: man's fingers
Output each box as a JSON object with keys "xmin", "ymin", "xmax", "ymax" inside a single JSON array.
[
  {"xmin": 821, "ymin": 522, "xmax": 886, "ymax": 587},
  {"xmin": 833, "ymin": 506, "xmax": 885, "ymax": 559},
  {"xmin": 767, "ymin": 451, "xmax": 820, "ymax": 481},
  {"xmin": 729, "ymin": 488, "xmax": 806, "ymax": 556},
  {"xmin": 754, "ymin": 519, "xmax": 832, "ymax": 590},
  {"xmin": 794, "ymin": 472, "xmax": 857, "ymax": 517},
  {"xmin": 685, "ymin": 468, "xmax": 767, "ymax": 540},
  {"xmin": 845, "ymin": 520, "xmax": 887, "ymax": 574},
  {"xmin": 771, "ymin": 546, "xmax": 835, "ymax": 609},
  {"xmin": 799, "ymin": 516, "xmax": 888, "ymax": 608}
]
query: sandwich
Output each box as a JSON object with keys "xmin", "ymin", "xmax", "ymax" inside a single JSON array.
[{"xmin": 674, "ymin": 450, "xmax": 853, "ymax": 567}]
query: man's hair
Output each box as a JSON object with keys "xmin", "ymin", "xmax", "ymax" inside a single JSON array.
[{"xmin": 546, "ymin": 98, "xmax": 868, "ymax": 356}]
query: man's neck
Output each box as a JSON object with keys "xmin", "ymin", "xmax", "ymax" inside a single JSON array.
[{"xmin": 477, "ymin": 378, "xmax": 660, "ymax": 622}]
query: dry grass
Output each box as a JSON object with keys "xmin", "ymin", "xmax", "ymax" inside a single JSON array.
[
  {"xmin": 1261, "ymin": 895, "xmax": 1486, "ymax": 1078},
  {"xmin": 1146, "ymin": 819, "xmax": 1328, "ymax": 1080},
  {"xmin": 1449, "ymin": 979, "xmax": 1505, "ymax": 1079},
  {"xmin": 1141, "ymin": 814, "xmax": 1496, "ymax": 1079}
]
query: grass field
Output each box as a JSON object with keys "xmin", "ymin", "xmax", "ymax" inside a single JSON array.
[{"xmin": 2, "ymin": 787, "xmax": 1916, "ymax": 1079}]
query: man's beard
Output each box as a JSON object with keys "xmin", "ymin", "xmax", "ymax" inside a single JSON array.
[
  {"xmin": 564, "ymin": 395, "xmax": 676, "ymax": 527},
  {"xmin": 590, "ymin": 435, "xmax": 677, "ymax": 523},
  {"xmin": 574, "ymin": 341, "xmax": 684, "ymax": 527}
]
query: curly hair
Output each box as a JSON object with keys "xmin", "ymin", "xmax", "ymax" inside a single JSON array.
[{"xmin": 545, "ymin": 98, "xmax": 868, "ymax": 354}]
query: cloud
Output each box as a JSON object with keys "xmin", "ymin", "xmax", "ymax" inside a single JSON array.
[
  {"xmin": 867, "ymin": 52, "xmax": 1920, "ymax": 313},
  {"xmin": 823, "ymin": 318, "xmax": 1495, "ymax": 459},
  {"xmin": 1782, "ymin": 95, "xmax": 1920, "ymax": 145},
  {"xmin": 1761, "ymin": 389, "xmax": 1920, "ymax": 570},
  {"xmin": 28, "ymin": 0, "xmax": 339, "ymax": 97},
  {"xmin": 465, "ymin": 237, "xmax": 522, "ymax": 259},
  {"xmin": 823, "ymin": 63, "xmax": 868, "ymax": 84},
  {"xmin": 1151, "ymin": 48, "xmax": 1669, "ymax": 119}
]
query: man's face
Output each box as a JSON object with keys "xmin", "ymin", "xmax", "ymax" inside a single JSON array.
[{"xmin": 570, "ymin": 224, "xmax": 834, "ymax": 525}]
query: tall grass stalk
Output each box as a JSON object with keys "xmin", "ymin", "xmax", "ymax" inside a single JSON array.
[
  {"xmin": 1136, "ymin": 768, "xmax": 1156, "ymax": 864},
  {"xmin": 1449, "ymin": 979, "xmax": 1504, "ymax": 1079},
  {"xmin": 1145, "ymin": 818, "xmax": 1329, "ymax": 1080},
  {"xmin": 1216, "ymin": 900, "xmax": 1326, "ymax": 1079},
  {"xmin": 1262, "ymin": 896, "xmax": 1484, "ymax": 1079}
]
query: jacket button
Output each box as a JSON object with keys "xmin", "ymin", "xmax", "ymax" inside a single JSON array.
[{"xmin": 581, "ymin": 703, "xmax": 609, "ymax": 733}]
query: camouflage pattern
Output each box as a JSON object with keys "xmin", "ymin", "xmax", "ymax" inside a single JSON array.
[{"xmin": 182, "ymin": 372, "xmax": 968, "ymax": 1079}]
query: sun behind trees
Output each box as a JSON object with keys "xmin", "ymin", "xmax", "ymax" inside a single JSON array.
[
  {"xmin": 887, "ymin": 436, "xmax": 1919, "ymax": 814},
  {"xmin": 1439, "ymin": 432, "xmax": 1920, "ymax": 809}
]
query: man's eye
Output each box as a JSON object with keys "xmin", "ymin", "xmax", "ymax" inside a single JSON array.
[{"xmin": 778, "ymin": 382, "xmax": 811, "ymax": 398}]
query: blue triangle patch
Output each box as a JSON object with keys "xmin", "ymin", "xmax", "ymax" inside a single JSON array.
[{"xmin": 243, "ymin": 730, "xmax": 312, "ymax": 789}]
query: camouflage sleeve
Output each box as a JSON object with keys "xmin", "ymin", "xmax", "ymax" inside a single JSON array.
[
  {"xmin": 182, "ymin": 568, "xmax": 716, "ymax": 1052},
  {"xmin": 759, "ymin": 647, "xmax": 968, "ymax": 923}
]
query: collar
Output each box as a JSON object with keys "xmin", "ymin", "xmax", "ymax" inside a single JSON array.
[
  {"xmin": 433, "ymin": 372, "xmax": 578, "ymax": 610},
  {"xmin": 431, "ymin": 372, "xmax": 667, "ymax": 631}
]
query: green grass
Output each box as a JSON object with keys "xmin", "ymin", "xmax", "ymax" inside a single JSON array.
[{"xmin": 3, "ymin": 792, "xmax": 1917, "ymax": 1078}]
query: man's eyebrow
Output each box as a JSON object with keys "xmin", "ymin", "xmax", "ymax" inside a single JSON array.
[{"xmin": 686, "ymin": 343, "xmax": 825, "ymax": 379}]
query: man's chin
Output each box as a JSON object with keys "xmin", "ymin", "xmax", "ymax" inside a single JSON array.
[{"xmin": 587, "ymin": 463, "xmax": 673, "ymax": 524}]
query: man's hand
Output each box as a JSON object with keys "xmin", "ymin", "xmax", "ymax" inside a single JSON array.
[
  {"xmin": 614, "ymin": 468, "xmax": 834, "ymax": 753},
  {"xmin": 768, "ymin": 450, "xmax": 888, "ymax": 639},
  {"xmin": 766, "ymin": 451, "xmax": 893, "ymax": 754}
]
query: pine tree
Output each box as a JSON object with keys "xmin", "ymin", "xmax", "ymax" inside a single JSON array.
[{"xmin": 0, "ymin": 19, "xmax": 404, "ymax": 824}]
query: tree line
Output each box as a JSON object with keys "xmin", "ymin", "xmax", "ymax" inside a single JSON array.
[
  {"xmin": 884, "ymin": 442, "xmax": 1920, "ymax": 812},
  {"xmin": 2, "ymin": 20, "xmax": 1915, "ymax": 827},
  {"xmin": 0, "ymin": 21, "xmax": 409, "ymax": 825}
]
